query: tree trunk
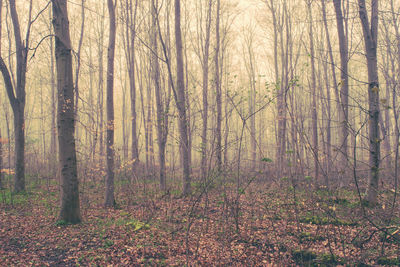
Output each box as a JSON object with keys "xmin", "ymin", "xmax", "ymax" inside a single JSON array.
[
  {"xmin": 0, "ymin": 0, "xmax": 31, "ymax": 193},
  {"xmin": 308, "ymin": 1, "xmax": 319, "ymax": 184},
  {"xmin": 215, "ymin": 0, "xmax": 222, "ymax": 173},
  {"xmin": 201, "ymin": 0, "xmax": 212, "ymax": 181},
  {"xmin": 359, "ymin": 0, "xmax": 380, "ymax": 205},
  {"xmin": 152, "ymin": 0, "xmax": 169, "ymax": 191},
  {"xmin": 105, "ymin": 0, "xmax": 117, "ymax": 208},
  {"xmin": 125, "ymin": 0, "xmax": 140, "ymax": 180},
  {"xmin": 333, "ymin": 0, "xmax": 349, "ymax": 183},
  {"xmin": 174, "ymin": 0, "xmax": 191, "ymax": 195},
  {"xmin": 73, "ymin": 0, "xmax": 85, "ymax": 139},
  {"xmin": 52, "ymin": 0, "xmax": 81, "ymax": 223}
]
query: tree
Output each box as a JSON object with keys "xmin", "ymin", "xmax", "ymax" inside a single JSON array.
[
  {"xmin": 242, "ymin": 25, "xmax": 257, "ymax": 169},
  {"xmin": 215, "ymin": 0, "xmax": 222, "ymax": 172},
  {"xmin": 266, "ymin": 0, "xmax": 289, "ymax": 179},
  {"xmin": 0, "ymin": 0, "xmax": 33, "ymax": 192},
  {"xmin": 123, "ymin": 0, "xmax": 140, "ymax": 179},
  {"xmin": 52, "ymin": 0, "xmax": 81, "ymax": 223},
  {"xmin": 200, "ymin": 0, "xmax": 213, "ymax": 181},
  {"xmin": 358, "ymin": 0, "xmax": 380, "ymax": 205},
  {"xmin": 105, "ymin": 0, "xmax": 117, "ymax": 207},
  {"xmin": 307, "ymin": 0, "xmax": 319, "ymax": 184},
  {"xmin": 174, "ymin": 0, "xmax": 191, "ymax": 195},
  {"xmin": 152, "ymin": 0, "xmax": 172, "ymax": 191},
  {"xmin": 333, "ymin": 0, "xmax": 349, "ymax": 181}
]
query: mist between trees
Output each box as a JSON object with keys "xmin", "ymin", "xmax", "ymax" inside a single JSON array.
[{"xmin": 0, "ymin": 0, "xmax": 400, "ymax": 265}]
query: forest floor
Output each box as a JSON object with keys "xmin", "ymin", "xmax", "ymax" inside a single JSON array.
[{"xmin": 1, "ymin": 175, "xmax": 400, "ymax": 266}]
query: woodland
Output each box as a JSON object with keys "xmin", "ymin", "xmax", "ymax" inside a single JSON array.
[{"xmin": 1, "ymin": 0, "xmax": 400, "ymax": 265}]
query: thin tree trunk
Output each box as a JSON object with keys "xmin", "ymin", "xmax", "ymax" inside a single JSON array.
[
  {"xmin": 322, "ymin": 54, "xmax": 332, "ymax": 187},
  {"xmin": 333, "ymin": 0, "xmax": 349, "ymax": 181},
  {"xmin": 215, "ymin": 0, "xmax": 222, "ymax": 172},
  {"xmin": 308, "ymin": 0, "xmax": 319, "ymax": 184},
  {"xmin": 175, "ymin": 0, "xmax": 191, "ymax": 195},
  {"xmin": 359, "ymin": 0, "xmax": 380, "ymax": 205},
  {"xmin": 152, "ymin": 0, "xmax": 169, "ymax": 190},
  {"xmin": 105, "ymin": 0, "xmax": 117, "ymax": 208},
  {"xmin": 74, "ymin": 0, "xmax": 85, "ymax": 137},
  {"xmin": 201, "ymin": 0, "xmax": 212, "ymax": 181},
  {"xmin": 0, "ymin": 0, "xmax": 33, "ymax": 193},
  {"xmin": 125, "ymin": 0, "xmax": 140, "ymax": 179},
  {"xmin": 53, "ymin": 0, "xmax": 81, "ymax": 223},
  {"xmin": 98, "ymin": 6, "xmax": 105, "ymax": 159}
]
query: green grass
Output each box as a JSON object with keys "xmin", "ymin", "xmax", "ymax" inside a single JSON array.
[{"xmin": 0, "ymin": 188, "xmax": 31, "ymax": 205}]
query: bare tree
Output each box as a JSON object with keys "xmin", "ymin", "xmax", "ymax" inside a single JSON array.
[
  {"xmin": 152, "ymin": 0, "xmax": 172, "ymax": 191},
  {"xmin": 333, "ymin": 0, "xmax": 349, "ymax": 181},
  {"xmin": 73, "ymin": 0, "xmax": 86, "ymax": 138},
  {"xmin": 174, "ymin": 0, "xmax": 191, "ymax": 195},
  {"xmin": 307, "ymin": 0, "xmax": 319, "ymax": 184},
  {"xmin": 242, "ymin": 25, "xmax": 257, "ymax": 169},
  {"xmin": 215, "ymin": 0, "xmax": 222, "ymax": 172},
  {"xmin": 123, "ymin": 0, "xmax": 140, "ymax": 179},
  {"xmin": 105, "ymin": 0, "xmax": 117, "ymax": 207},
  {"xmin": 200, "ymin": 0, "xmax": 213, "ymax": 181},
  {"xmin": 53, "ymin": 0, "xmax": 81, "ymax": 223},
  {"xmin": 0, "ymin": 0, "xmax": 34, "ymax": 192},
  {"xmin": 359, "ymin": 0, "xmax": 380, "ymax": 205}
]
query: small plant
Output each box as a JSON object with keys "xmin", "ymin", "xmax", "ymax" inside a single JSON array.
[
  {"xmin": 126, "ymin": 219, "xmax": 150, "ymax": 231},
  {"xmin": 55, "ymin": 220, "xmax": 69, "ymax": 226},
  {"xmin": 261, "ymin": 157, "xmax": 273, "ymax": 163},
  {"xmin": 103, "ymin": 239, "xmax": 114, "ymax": 248}
]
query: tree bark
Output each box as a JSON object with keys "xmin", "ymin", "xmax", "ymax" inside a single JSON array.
[
  {"xmin": 124, "ymin": 0, "xmax": 139, "ymax": 180},
  {"xmin": 0, "ymin": 0, "xmax": 32, "ymax": 193},
  {"xmin": 52, "ymin": 0, "xmax": 81, "ymax": 223},
  {"xmin": 215, "ymin": 0, "xmax": 222, "ymax": 173},
  {"xmin": 174, "ymin": 0, "xmax": 191, "ymax": 195},
  {"xmin": 308, "ymin": 0, "xmax": 319, "ymax": 184},
  {"xmin": 152, "ymin": 0, "xmax": 170, "ymax": 191},
  {"xmin": 73, "ymin": 0, "xmax": 86, "ymax": 140},
  {"xmin": 333, "ymin": 0, "xmax": 349, "ymax": 182},
  {"xmin": 105, "ymin": 0, "xmax": 117, "ymax": 208},
  {"xmin": 200, "ymin": 0, "xmax": 212, "ymax": 181},
  {"xmin": 359, "ymin": 0, "xmax": 380, "ymax": 205}
]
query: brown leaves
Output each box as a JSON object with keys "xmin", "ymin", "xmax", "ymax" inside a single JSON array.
[{"xmin": 0, "ymin": 182, "xmax": 399, "ymax": 266}]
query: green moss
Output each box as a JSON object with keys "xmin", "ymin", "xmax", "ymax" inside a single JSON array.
[{"xmin": 55, "ymin": 220, "xmax": 70, "ymax": 226}]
